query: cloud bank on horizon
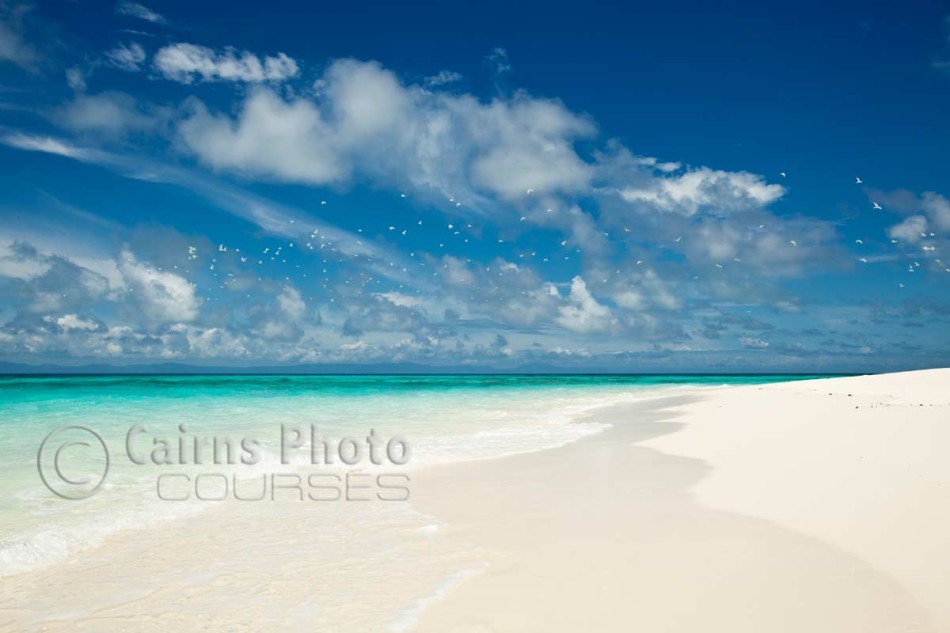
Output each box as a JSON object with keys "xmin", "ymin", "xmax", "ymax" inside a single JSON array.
[{"xmin": 0, "ymin": 0, "xmax": 948, "ymax": 371}]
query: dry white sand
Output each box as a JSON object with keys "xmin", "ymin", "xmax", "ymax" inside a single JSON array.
[
  {"xmin": 2, "ymin": 370, "xmax": 948, "ymax": 632},
  {"xmin": 641, "ymin": 369, "xmax": 950, "ymax": 630},
  {"xmin": 410, "ymin": 369, "xmax": 950, "ymax": 632}
]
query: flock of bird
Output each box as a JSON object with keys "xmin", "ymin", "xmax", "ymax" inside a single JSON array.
[{"xmin": 160, "ymin": 174, "xmax": 946, "ymax": 306}]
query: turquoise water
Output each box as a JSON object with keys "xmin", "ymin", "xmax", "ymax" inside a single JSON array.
[
  {"xmin": 0, "ymin": 373, "xmax": 834, "ymax": 576},
  {"xmin": 0, "ymin": 372, "xmax": 831, "ymax": 396}
]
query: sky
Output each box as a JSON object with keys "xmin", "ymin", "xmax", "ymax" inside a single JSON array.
[{"xmin": 0, "ymin": 0, "xmax": 948, "ymax": 372}]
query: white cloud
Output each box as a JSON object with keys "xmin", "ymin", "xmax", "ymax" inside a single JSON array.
[
  {"xmin": 106, "ymin": 42, "xmax": 146, "ymax": 71},
  {"xmin": 739, "ymin": 336, "xmax": 770, "ymax": 349},
  {"xmin": 619, "ymin": 167, "xmax": 785, "ymax": 216},
  {"xmin": 115, "ymin": 1, "xmax": 166, "ymax": 24},
  {"xmin": 54, "ymin": 314, "xmax": 99, "ymax": 331},
  {"xmin": 888, "ymin": 215, "xmax": 929, "ymax": 244},
  {"xmin": 633, "ymin": 156, "xmax": 682, "ymax": 173},
  {"xmin": 118, "ymin": 250, "xmax": 199, "ymax": 323},
  {"xmin": 154, "ymin": 43, "xmax": 299, "ymax": 83},
  {"xmin": 921, "ymin": 192, "xmax": 950, "ymax": 233},
  {"xmin": 612, "ymin": 268, "xmax": 682, "ymax": 312},
  {"xmin": 556, "ymin": 276, "xmax": 617, "ymax": 334},
  {"xmin": 277, "ymin": 285, "xmax": 306, "ymax": 320},
  {"xmin": 1, "ymin": 133, "xmax": 92, "ymax": 160},
  {"xmin": 425, "ymin": 70, "xmax": 463, "ymax": 87},
  {"xmin": 178, "ymin": 58, "xmax": 596, "ymax": 204},
  {"xmin": 179, "ymin": 89, "xmax": 343, "ymax": 183}
]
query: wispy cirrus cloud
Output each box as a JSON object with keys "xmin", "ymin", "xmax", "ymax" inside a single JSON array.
[
  {"xmin": 115, "ymin": 1, "xmax": 166, "ymax": 25},
  {"xmin": 105, "ymin": 42, "xmax": 146, "ymax": 71},
  {"xmin": 424, "ymin": 70, "xmax": 463, "ymax": 87}
]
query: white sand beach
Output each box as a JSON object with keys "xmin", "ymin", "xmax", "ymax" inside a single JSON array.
[{"xmin": 2, "ymin": 369, "xmax": 949, "ymax": 632}]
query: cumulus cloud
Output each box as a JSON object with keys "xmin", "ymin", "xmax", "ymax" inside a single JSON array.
[
  {"xmin": 105, "ymin": 42, "xmax": 146, "ymax": 71},
  {"xmin": 178, "ymin": 58, "xmax": 596, "ymax": 205},
  {"xmin": 178, "ymin": 89, "xmax": 344, "ymax": 183},
  {"xmin": 118, "ymin": 250, "xmax": 199, "ymax": 324},
  {"xmin": 115, "ymin": 1, "xmax": 165, "ymax": 24},
  {"xmin": 277, "ymin": 285, "xmax": 306, "ymax": 321},
  {"xmin": 259, "ymin": 286, "xmax": 308, "ymax": 340},
  {"xmin": 154, "ymin": 43, "xmax": 299, "ymax": 83},
  {"xmin": 739, "ymin": 336, "xmax": 770, "ymax": 349},
  {"xmin": 0, "ymin": 242, "xmax": 114, "ymax": 314},
  {"xmin": 875, "ymin": 190, "xmax": 949, "ymax": 241},
  {"xmin": 921, "ymin": 192, "xmax": 950, "ymax": 233},
  {"xmin": 888, "ymin": 215, "xmax": 929, "ymax": 244},
  {"xmin": 54, "ymin": 314, "xmax": 100, "ymax": 331},
  {"xmin": 556, "ymin": 276, "xmax": 617, "ymax": 334},
  {"xmin": 172, "ymin": 56, "xmax": 789, "ymax": 242}
]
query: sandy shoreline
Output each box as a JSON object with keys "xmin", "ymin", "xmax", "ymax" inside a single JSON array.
[
  {"xmin": 2, "ymin": 371, "xmax": 948, "ymax": 631},
  {"xmin": 410, "ymin": 388, "xmax": 944, "ymax": 632}
]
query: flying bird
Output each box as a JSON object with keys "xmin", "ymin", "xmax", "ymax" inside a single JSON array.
[
  {"xmin": 855, "ymin": 177, "xmax": 863, "ymax": 184},
  {"xmin": 780, "ymin": 172, "xmax": 786, "ymax": 178},
  {"xmin": 872, "ymin": 202, "xmax": 882, "ymax": 210},
  {"xmin": 789, "ymin": 240, "xmax": 797, "ymax": 247}
]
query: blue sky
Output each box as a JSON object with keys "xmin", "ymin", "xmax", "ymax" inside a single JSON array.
[{"xmin": 0, "ymin": 0, "xmax": 948, "ymax": 371}]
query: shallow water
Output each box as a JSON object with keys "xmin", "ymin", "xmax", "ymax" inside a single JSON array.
[{"xmin": 0, "ymin": 373, "xmax": 830, "ymax": 577}]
